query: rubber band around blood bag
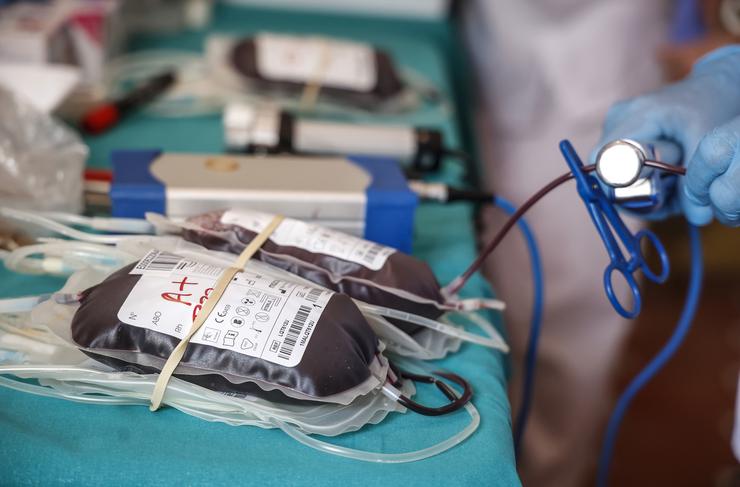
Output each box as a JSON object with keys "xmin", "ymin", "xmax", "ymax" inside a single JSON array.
[
  {"xmin": 149, "ymin": 215, "xmax": 285, "ymax": 411},
  {"xmin": 299, "ymin": 39, "xmax": 331, "ymax": 110}
]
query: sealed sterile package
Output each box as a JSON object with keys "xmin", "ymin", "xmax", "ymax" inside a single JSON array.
[
  {"xmin": 41, "ymin": 250, "xmax": 388, "ymax": 404},
  {"xmin": 0, "ymin": 86, "xmax": 87, "ymax": 213}
]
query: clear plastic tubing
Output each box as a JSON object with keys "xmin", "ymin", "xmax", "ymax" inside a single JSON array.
[
  {"xmin": 275, "ymin": 401, "xmax": 480, "ymax": 463},
  {"xmin": 356, "ymin": 302, "xmax": 508, "ymax": 351}
]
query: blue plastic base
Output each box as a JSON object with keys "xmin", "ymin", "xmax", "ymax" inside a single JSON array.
[{"xmin": 110, "ymin": 150, "xmax": 417, "ymax": 252}]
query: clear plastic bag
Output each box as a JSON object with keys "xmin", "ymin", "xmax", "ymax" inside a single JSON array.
[
  {"xmin": 0, "ymin": 208, "xmax": 509, "ymax": 357},
  {"xmin": 0, "ymin": 309, "xmax": 408, "ymax": 438},
  {"xmin": 0, "ymin": 86, "xmax": 87, "ymax": 213},
  {"xmin": 0, "ymin": 278, "xmax": 482, "ymax": 462}
]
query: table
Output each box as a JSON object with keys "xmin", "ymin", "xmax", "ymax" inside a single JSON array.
[{"xmin": 0, "ymin": 5, "xmax": 519, "ymax": 485}]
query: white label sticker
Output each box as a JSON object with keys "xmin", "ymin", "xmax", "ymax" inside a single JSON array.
[
  {"xmin": 119, "ymin": 250, "xmax": 332, "ymax": 368},
  {"xmin": 221, "ymin": 209, "xmax": 395, "ymax": 271},
  {"xmin": 255, "ymin": 33, "xmax": 377, "ymax": 92}
]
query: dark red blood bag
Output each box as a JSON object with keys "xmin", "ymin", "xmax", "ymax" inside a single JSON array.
[
  {"xmin": 69, "ymin": 252, "xmax": 388, "ymax": 404},
  {"xmin": 151, "ymin": 210, "xmax": 452, "ymax": 334},
  {"xmin": 229, "ymin": 33, "xmax": 405, "ymax": 109}
]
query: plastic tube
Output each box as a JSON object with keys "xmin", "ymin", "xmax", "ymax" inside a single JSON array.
[
  {"xmin": 457, "ymin": 310, "xmax": 503, "ymax": 347},
  {"xmin": 444, "ymin": 162, "xmax": 686, "ymax": 296},
  {"xmin": 3, "ymin": 241, "xmax": 130, "ymax": 276},
  {"xmin": 0, "ymin": 375, "xmax": 142, "ymax": 405},
  {"xmin": 356, "ymin": 302, "xmax": 508, "ymax": 351},
  {"xmin": 364, "ymin": 314, "xmax": 435, "ymax": 359},
  {"xmin": 0, "ymin": 363, "xmax": 401, "ymax": 439},
  {"xmin": 0, "ymin": 365, "xmax": 223, "ymax": 411},
  {"xmin": 0, "ymin": 208, "xmax": 137, "ymax": 245},
  {"xmin": 596, "ymin": 223, "xmax": 703, "ymax": 487},
  {"xmin": 0, "ymin": 295, "xmax": 50, "ymax": 314},
  {"xmin": 38, "ymin": 212, "xmax": 153, "ymax": 234},
  {"xmin": 274, "ymin": 401, "xmax": 480, "ymax": 463}
]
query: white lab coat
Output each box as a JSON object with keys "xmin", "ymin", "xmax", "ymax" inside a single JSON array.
[{"xmin": 463, "ymin": 1, "xmax": 669, "ymax": 485}]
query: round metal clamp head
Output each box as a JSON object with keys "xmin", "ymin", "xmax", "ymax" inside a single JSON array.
[{"xmin": 595, "ymin": 139, "xmax": 648, "ymax": 188}]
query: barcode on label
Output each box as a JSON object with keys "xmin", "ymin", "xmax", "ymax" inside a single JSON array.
[
  {"xmin": 306, "ymin": 288, "xmax": 323, "ymax": 303},
  {"xmin": 363, "ymin": 245, "xmax": 381, "ymax": 264},
  {"xmin": 278, "ymin": 304, "xmax": 311, "ymax": 360},
  {"xmin": 136, "ymin": 251, "xmax": 182, "ymax": 272}
]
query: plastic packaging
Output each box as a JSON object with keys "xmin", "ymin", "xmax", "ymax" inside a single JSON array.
[
  {"xmin": 39, "ymin": 258, "xmax": 387, "ymax": 405},
  {"xmin": 165, "ymin": 210, "xmax": 449, "ymax": 318},
  {"xmin": 96, "ymin": 38, "xmax": 451, "ymax": 122},
  {"xmin": 152, "ymin": 210, "xmax": 507, "ymax": 357},
  {"xmin": 206, "ymin": 34, "xmax": 437, "ymax": 116},
  {"xmin": 0, "ymin": 86, "xmax": 87, "ymax": 213},
  {"xmin": 0, "ymin": 267, "xmax": 481, "ymax": 462},
  {"xmin": 0, "ymin": 310, "xmax": 410, "ymax": 438},
  {"xmin": 0, "ymin": 209, "xmax": 508, "ymax": 358}
]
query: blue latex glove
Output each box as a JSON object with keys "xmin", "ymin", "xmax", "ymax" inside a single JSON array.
[
  {"xmin": 596, "ymin": 45, "xmax": 740, "ymax": 225},
  {"xmin": 685, "ymin": 114, "xmax": 740, "ymax": 226}
]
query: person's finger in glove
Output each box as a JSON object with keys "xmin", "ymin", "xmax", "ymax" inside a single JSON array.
[
  {"xmin": 593, "ymin": 45, "xmax": 740, "ymax": 222},
  {"xmin": 684, "ymin": 115, "xmax": 740, "ymax": 227}
]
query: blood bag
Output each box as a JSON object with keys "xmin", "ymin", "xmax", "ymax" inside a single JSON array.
[
  {"xmin": 229, "ymin": 33, "xmax": 404, "ymax": 108},
  {"xmin": 0, "ymin": 208, "xmax": 509, "ymax": 359},
  {"xmin": 0, "ymin": 254, "xmax": 482, "ymax": 463},
  {"xmin": 151, "ymin": 210, "xmax": 502, "ymax": 319},
  {"xmin": 49, "ymin": 251, "xmax": 389, "ymax": 404},
  {"xmin": 0, "ymin": 293, "xmax": 480, "ymax": 462},
  {"xmin": 173, "ymin": 210, "xmax": 441, "ymax": 327}
]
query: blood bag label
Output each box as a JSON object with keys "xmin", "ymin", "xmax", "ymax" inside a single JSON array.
[
  {"xmin": 130, "ymin": 250, "xmax": 224, "ymax": 278},
  {"xmin": 255, "ymin": 33, "xmax": 376, "ymax": 92},
  {"xmin": 221, "ymin": 209, "xmax": 395, "ymax": 271},
  {"xmin": 119, "ymin": 250, "xmax": 331, "ymax": 367}
]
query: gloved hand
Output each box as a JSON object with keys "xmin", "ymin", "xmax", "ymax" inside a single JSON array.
[
  {"xmin": 685, "ymin": 115, "xmax": 740, "ymax": 226},
  {"xmin": 595, "ymin": 45, "xmax": 740, "ymax": 225}
]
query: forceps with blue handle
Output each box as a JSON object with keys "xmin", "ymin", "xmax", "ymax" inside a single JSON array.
[{"xmin": 559, "ymin": 140, "xmax": 670, "ymax": 319}]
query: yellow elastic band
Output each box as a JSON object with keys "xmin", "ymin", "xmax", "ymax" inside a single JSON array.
[
  {"xmin": 299, "ymin": 39, "xmax": 331, "ymax": 111},
  {"xmin": 149, "ymin": 214, "xmax": 285, "ymax": 411}
]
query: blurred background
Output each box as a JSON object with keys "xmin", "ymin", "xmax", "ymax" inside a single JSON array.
[{"xmin": 608, "ymin": 3, "xmax": 740, "ymax": 485}]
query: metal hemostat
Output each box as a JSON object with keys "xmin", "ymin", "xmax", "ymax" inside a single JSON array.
[{"xmin": 562, "ymin": 139, "xmax": 685, "ymax": 318}]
